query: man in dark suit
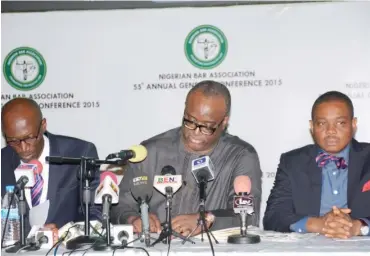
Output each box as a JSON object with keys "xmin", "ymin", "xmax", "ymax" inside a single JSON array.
[
  {"xmin": 264, "ymin": 91, "xmax": 370, "ymax": 239},
  {"xmin": 1, "ymin": 98, "xmax": 101, "ymax": 229}
]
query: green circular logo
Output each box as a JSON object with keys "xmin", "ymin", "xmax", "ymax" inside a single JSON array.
[
  {"xmin": 184, "ymin": 25, "xmax": 228, "ymax": 70},
  {"xmin": 3, "ymin": 47, "xmax": 47, "ymax": 91}
]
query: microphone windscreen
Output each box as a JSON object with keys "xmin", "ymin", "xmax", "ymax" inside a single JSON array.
[
  {"xmin": 130, "ymin": 174, "xmax": 152, "ymax": 202},
  {"xmin": 234, "ymin": 175, "xmax": 252, "ymax": 194},
  {"xmin": 161, "ymin": 165, "xmax": 176, "ymax": 175},
  {"xmin": 100, "ymin": 171, "xmax": 118, "ymax": 184},
  {"xmin": 128, "ymin": 145, "xmax": 147, "ymax": 163},
  {"xmin": 28, "ymin": 159, "xmax": 43, "ymax": 174}
]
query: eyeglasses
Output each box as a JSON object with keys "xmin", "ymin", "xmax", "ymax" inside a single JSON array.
[
  {"xmin": 6, "ymin": 121, "xmax": 43, "ymax": 147},
  {"xmin": 182, "ymin": 117, "xmax": 223, "ymax": 136}
]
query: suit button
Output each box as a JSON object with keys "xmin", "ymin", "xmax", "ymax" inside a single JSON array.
[{"xmin": 333, "ymin": 190, "xmax": 338, "ymax": 195}]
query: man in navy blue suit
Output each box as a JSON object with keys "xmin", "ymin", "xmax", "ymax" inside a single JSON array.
[
  {"xmin": 264, "ymin": 91, "xmax": 370, "ymax": 239},
  {"xmin": 1, "ymin": 98, "xmax": 101, "ymax": 229}
]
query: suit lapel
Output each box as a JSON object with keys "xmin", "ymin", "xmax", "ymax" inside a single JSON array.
[
  {"xmin": 45, "ymin": 132, "xmax": 64, "ymax": 202},
  {"xmin": 347, "ymin": 139, "xmax": 365, "ymax": 208},
  {"xmin": 305, "ymin": 145, "xmax": 322, "ymax": 216}
]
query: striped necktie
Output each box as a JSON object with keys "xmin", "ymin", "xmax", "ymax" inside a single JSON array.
[
  {"xmin": 316, "ymin": 151, "xmax": 347, "ymax": 169},
  {"xmin": 31, "ymin": 173, "xmax": 44, "ymax": 207}
]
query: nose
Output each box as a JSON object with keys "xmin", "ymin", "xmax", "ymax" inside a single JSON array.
[
  {"xmin": 20, "ymin": 141, "xmax": 30, "ymax": 152},
  {"xmin": 326, "ymin": 123, "xmax": 337, "ymax": 135},
  {"xmin": 194, "ymin": 127, "xmax": 201, "ymax": 135}
]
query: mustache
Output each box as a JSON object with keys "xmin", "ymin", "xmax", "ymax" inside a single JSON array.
[{"xmin": 324, "ymin": 136, "xmax": 339, "ymax": 140}]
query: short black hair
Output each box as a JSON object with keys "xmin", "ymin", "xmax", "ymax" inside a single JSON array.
[
  {"xmin": 186, "ymin": 80, "xmax": 231, "ymax": 115},
  {"xmin": 311, "ymin": 91, "xmax": 354, "ymax": 120},
  {"xmin": 1, "ymin": 97, "xmax": 43, "ymax": 123}
]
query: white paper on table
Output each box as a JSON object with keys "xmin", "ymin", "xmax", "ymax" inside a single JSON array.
[
  {"xmin": 194, "ymin": 226, "xmax": 319, "ymax": 242},
  {"xmin": 29, "ymin": 199, "xmax": 50, "ymax": 226},
  {"xmin": 333, "ymin": 236, "xmax": 370, "ymax": 241},
  {"xmin": 26, "ymin": 225, "xmax": 41, "ymax": 239}
]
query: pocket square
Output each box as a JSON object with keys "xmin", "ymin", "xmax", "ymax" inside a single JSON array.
[{"xmin": 362, "ymin": 180, "xmax": 370, "ymax": 192}]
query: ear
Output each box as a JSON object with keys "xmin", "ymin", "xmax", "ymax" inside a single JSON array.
[
  {"xmin": 352, "ymin": 117, "xmax": 357, "ymax": 135},
  {"xmin": 41, "ymin": 118, "xmax": 47, "ymax": 133},
  {"xmin": 309, "ymin": 120, "xmax": 314, "ymax": 135},
  {"xmin": 222, "ymin": 116, "xmax": 230, "ymax": 130}
]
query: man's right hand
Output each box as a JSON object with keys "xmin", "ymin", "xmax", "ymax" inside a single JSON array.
[
  {"xmin": 307, "ymin": 207, "xmax": 352, "ymax": 235},
  {"xmin": 127, "ymin": 213, "xmax": 162, "ymax": 234}
]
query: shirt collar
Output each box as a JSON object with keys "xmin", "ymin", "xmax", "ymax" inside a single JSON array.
[{"xmin": 318, "ymin": 143, "xmax": 350, "ymax": 163}]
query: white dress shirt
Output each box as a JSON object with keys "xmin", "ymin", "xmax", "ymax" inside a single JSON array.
[{"xmin": 23, "ymin": 135, "xmax": 50, "ymax": 208}]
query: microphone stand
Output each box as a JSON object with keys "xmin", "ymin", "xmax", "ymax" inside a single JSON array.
[
  {"xmin": 227, "ymin": 192, "xmax": 260, "ymax": 244},
  {"xmin": 152, "ymin": 187, "xmax": 194, "ymax": 246},
  {"xmin": 65, "ymin": 157, "xmax": 101, "ymax": 250},
  {"xmin": 52, "ymin": 157, "xmax": 121, "ymax": 250},
  {"xmin": 138, "ymin": 200, "xmax": 156, "ymax": 247},
  {"xmin": 92, "ymin": 194, "xmax": 121, "ymax": 251},
  {"xmin": 5, "ymin": 181, "xmax": 34, "ymax": 253},
  {"xmin": 94, "ymin": 194, "xmax": 142, "ymax": 251},
  {"xmin": 44, "ymin": 156, "xmax": 126, "ymax": 250},
  {"xmin": 183, "ymin": 180, "xmax": 218, "ymax": 244}
]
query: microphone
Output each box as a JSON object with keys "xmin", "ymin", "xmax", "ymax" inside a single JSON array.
[
  {"xmin": 153, "ymin": 165, "xmax": 182, "ymax": 197},
  {"xmin": 117, "ymin": 230, "xmax": 129, "ymax": 246},
  {"xmin": 106, "ymin": 145, "xmax": 148, "ymax": 163},
  {"xmin": 191, "ymin": 156, "xmax": 215, "ymax": 205},
  {"xmin": 45, "ymin": 156, "xmax": 81, "ymax": 165},
  {"xmin": 130, "ymin": 173, "xmax": 153, "ymax": 247},
  {"xmin": 94, "ymin": 172, "xmax": 120, "ymax": 222},
  {"xmin": 234, "ymin": 175, "xmax": 252, "ymax": 194},
  {"xmin": 191, "ymin": 155, "xmax": 215, "ymax": 183},
  {"xmin": 151, "ymin": 166, "xmax": 192, "ymax": 246},
  {"xmin": 227, "ymin": 176, "xmax": 260, "ymax": 244},
  {"xmin": 161, "ymin": 165, "xmax": 176, "ymax": 175},
  {"xmin": 14, "ymin": 160, "xmax": 42, "ymax": 189},
  {"xmin": 35, "ymin": 229, "xmax": 58, "ymax": 249}
]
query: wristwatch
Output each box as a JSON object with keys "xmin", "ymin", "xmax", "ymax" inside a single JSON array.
[{"xmin": 359, "ymin": 219, "xmax": 370, "ymax": 236}]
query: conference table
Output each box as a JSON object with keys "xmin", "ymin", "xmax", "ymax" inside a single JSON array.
[{"xmin": 3, "ymin": 227, "xmax": 370, "ymax": 256}]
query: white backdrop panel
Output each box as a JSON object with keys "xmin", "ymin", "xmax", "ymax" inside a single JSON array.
[{"xmin": 2, "ymin": 2, "xmax": 370, "ymax": 226}]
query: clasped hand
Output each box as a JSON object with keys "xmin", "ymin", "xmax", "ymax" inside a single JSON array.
[{"xmin": 320, "ymin": 206, "xmax": 361, "ymax": 239}]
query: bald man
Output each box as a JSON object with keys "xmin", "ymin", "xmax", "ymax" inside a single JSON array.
[
  {"xmin": 112, "ymin": 80, "xmax": 262, "ymax": 237},
  {"xmin": 1, "ymin": 98, "xmax": 101, "ymax": 229}
]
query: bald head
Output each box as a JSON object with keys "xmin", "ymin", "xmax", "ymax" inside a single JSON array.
[
  {"xmin": 2, "ymin": 98, "xmax": 46, "ymax": 162},
  {"xmin": 2, "ymin": 98, "xmax": 42, "ymax": 124}
]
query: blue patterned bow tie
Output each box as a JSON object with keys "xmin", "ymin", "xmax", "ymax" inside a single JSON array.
[{"xmin": 316, "ymin": 151, "xmax": 348, "ymax": 169}]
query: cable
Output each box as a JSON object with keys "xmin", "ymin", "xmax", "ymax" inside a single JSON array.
[
  {"xmin": 90, "ymin": 224, "xmax": 104, "ymax": 238},
  {"xmin": 45, "ymin": 224, "xmax": 78, "ymax": 256},
  {"xmin": 1, "ymin": 192, "xmax": 15, "ymax": 248},
  {"xmin": 53, "ymin": 241, "xmax": 61, "ymax": 256},
  {"xmin": 166, "ymin": 214, "xmax": 172, "ymax": 256},
  {"xmin": 201, "ymin": 214, "xmax": 215, "ymax": 256},
  {"xmin": 166, "ymin": 238, "xmax": 171, "ymax": 256},
  {"xmin": 113, "ymin": 245, "xmax": 150, "ymax": 256},
  {"xmin": 61, "ymin": 227, "xmax": 105, "ymax": 256},
  {"xmin": 124, "ymin": 238, "xmax": 136, "ymax": 246},
  {"xmin": 65, "ymin": 237, "xmax": 100, "ymax": 256},
  {"xmin": 15, "ymin": 245, "xmax": 31, "ymax": 254}
]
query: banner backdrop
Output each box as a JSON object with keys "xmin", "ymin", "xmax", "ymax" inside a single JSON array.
[{"xmin": 2, "ymin": 2, "xmax": 370, "ymax": 226}]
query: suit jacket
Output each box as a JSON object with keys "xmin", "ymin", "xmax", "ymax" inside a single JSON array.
[
  {"xmin": 1, "ymin": 132, "xmax": 101, "ymax": 229},
  {"xmin": 263, "ymin": 139, "xmax": 370, "ymax": 232}
]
